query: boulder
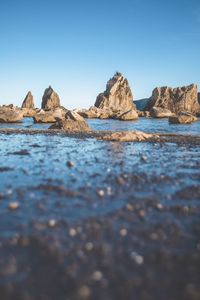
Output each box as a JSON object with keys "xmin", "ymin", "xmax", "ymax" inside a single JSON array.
[
  {"xmin": 33, "ymin": 107, "xmax": 67, "ymax": 123},
  {"xmin": 0, "ymin": 107, "xmax": 24, "ymax": 123},
  {"xmin": 117, "ymin": 109, "xmax": 138, "ymax": 121},
  {"xmin": 169, "ymin": 112, "xmax": 198, "ymax": 124},
  {"xmin": 94, "ymin": 72, "xmax": 138, "ymax": 120},
  {"xmin": 21, "ymin": 91, "xmax": 35, "ymax": 109},
  {"xmin": 145, "ymin": 84, "xmax": 200, "ymax": 115},
  {"xmin": 150, "ymin": 107, "xmax": 174, "ymax": 118},
  {"xmin": 99, "ymin": 131, "xmax": 158, "ymax": 142},
  {"xmin": 49, "ymin": 110, "xmax": 90, "ymax": 132},
  {"xmin": 41, "ymin": 86, "xmax": 61, "ymax": 110},
  {"xmin": 137, "ymin": 111, "xmax": 150, "ymax": 118}
]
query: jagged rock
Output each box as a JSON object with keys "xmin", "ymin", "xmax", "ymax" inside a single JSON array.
[
  {"xmin": 94, "ymin": 72, "xmax": 138, "ymax": 120},
  {"xmin": 169, "ymin": 112, "xmax": 198, "ymax": 124},
  {"xmin": 33, "ymin": 107, "xmax": 67, "ymax": 123},
  {"xmin": 117, "ymin": 109, "xmax": 138, "ymax": 121},
  {"xmin": 49, "ymin": 111, "xmax": 90, "ymax": 132},
  {"xmin": 99, "ymin": 131, "xmax": 158, "ymax": 142},
  {"xmin": 0, "ymin": 107, "xmax": 24, "ymax": 123},
  {"xmin": 21, "ymin": 91, "xmax": 35, "ymax": 109},
  {"xmin": 41, "ymin": 86, "xmax": 61, "ymax": 110},
  {"xmin": 150, "ymin": 107, "xmax": 174, "ymax": 118},
  {"xmin": 145, "ymin": 84, "xmax": 199, "ymax": 115}
]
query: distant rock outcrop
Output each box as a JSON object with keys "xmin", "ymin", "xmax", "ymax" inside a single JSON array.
[
  {"xmin": 41, "ymin": 86, "xmax": 61, "ymax": 110},
  {"xmin": 49, "ymin": 111, "xmax": 90, "ymax": 132},
  {"xmin": 145, "ymin": 84, "xmax": 199, "ymax": 115},
  {"xmin": 94, "ymin": 72, "xmax": 138, "ymax": 120},
  {"xmin": 134, "ymin": 98, "xmax": 149, "ymax": 111},
  {"xmin": 21, "ymin": 91, "xmax": 35, "ymax": 109}
]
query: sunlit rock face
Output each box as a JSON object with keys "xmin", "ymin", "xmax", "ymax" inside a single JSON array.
[
  {"xmin": 0, "ymin": 106, "xmax": 24, "ymax": 123},
  {"xmin": 169, "ymin": 112, "xmax": 198, "ymax": 124},
  {"xmin": 145, "ymin": 84, "xmax": 200, "ymax": 115},
  {"xmin": 94, "ymin": 72, "xmax": 138, "ymax": 120},
  {"xmin": 49, "ymin": 110, "xmax": 90, "ymax": 132},
  {"xmin": 21, "ymin": 91, "xmax": 35, "ymax": 109},
  {"xmin": 41, "ymin": 86, "xmax": 61, "ymax": 110}
]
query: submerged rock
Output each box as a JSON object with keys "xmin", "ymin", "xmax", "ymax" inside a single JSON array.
[
  {"xmin": 21, "ymin": 91, "xmax": 35, "ymax": 109},
  {"xmin": 49, "ymin": 111, "xmax": 90, "ymax": 132},
  {"xmin": 169, "ymin": 112, "xmax": 198, "ymax": 124},
  {"xmin": 41, "ymin": 86, "xmax": 61, "ymax": 110},
  {"xmin": 150, "ymin": 107, "xmax": 174, "ymax": 118},
  {"xmin": 99, "ymin": 131, "xmax": 158, "ymax": 142},
  {"xmin": 0, "ymin": 107, "xmax": 24, "ymax": 123},
  {"xmin": 94, "ymin": 72, "xmax": 138, "ymax": 120},
  {"xmin": 146, "ymin": 84, "xmax": 200, "ymax": 115}
]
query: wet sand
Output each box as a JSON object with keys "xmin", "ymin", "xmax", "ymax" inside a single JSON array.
[{"xmin": 0, "ymin": 129, "xmax": 200, "ymax": 300}]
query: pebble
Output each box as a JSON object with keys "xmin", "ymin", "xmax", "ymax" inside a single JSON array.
[
  {"xmin": 8, "ymin": 202, "xmax": 19, "ymax": 210},
  {"xmin": 67, "ymin": 160, "xmax": 74, "ymax": 168},
  {"xmin": 140, "ymin": 155, "xmax": 147, "ymax": 162},
  {"xmin": 97, "ymin": 189, "xmax": 105, "ymax": 198},
  {"xmin": 48, "ymin": 219, "xmax": 57, "ymax": 227},
  {"xmin": 77, "ymin": 285, "xmax": 91, "ymax": 299},
  {"xmin": 85, "ymin": 242, "xmax": 94, "ymax": 251},
  {"xmin": 120, "ymin": 228, "xmax": 128, "ymax": 237},
  {"xmin": 69, "ymin": 228, "xmax": 77, "ymax": 237},
  {"xmin": 130, "ymin": 252, "xmax": 144, "ymax": 265},
  {"xmin": 92, "ymin": 270, "xmax": 103, "ymax": 281}
]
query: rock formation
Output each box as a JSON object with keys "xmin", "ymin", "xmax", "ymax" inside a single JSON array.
[
  {"xmin": 169, "ymin": 112, "xmax": 197, "ymax": 124},
  {"xmin": 49, "ymin": 111, "xmax": 90, "ymax": 132},
  {"xmin": 33, "ymin": 107, "xmax": 67, "ymax": 123},
  {"xmin": 150, "ymin": 107, "xmax": 174, "ymax": 118},
  {"xmin": 94, "ymin": 72, "xmax": 138, "ymax": 120},
  {"xmin": 0, "ymin": 106, "xmax": 24, "ymax": 123},
  {"xmin": 41, "ymin": 86, "xmax": 61, "ymax": 110},
  {"xmin": 99, "ymin": 131, "xmax": 158, "ymax": 142},
  {"xmin": 21, "ymin": 91, "xmax": 35, "ymax": 109},
  {"xmin": 145, "ymin": 84, "xmax": 200, "ymax": 115}
]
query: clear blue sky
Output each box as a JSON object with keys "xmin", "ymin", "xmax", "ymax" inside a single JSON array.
[{"xmin": 0, "ymin": 0, "xmax": 200, "ymax": 109}]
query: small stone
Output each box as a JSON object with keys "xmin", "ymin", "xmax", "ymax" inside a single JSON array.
[
  {"xmin": 69, "ymin": 228, "xmax": 77, "ymax": 237},
  {"xmin": 130, "ymin": 252, "xmax": 144, "ymax": 265},
  {"xmin": 67, "ymin": 160, "xmax": 74, "ymax": 168},
  {"xmin": 107, "ymin": 186, "xmax": 112, "ymax": 196},
  {"xmin": 138, "ymin": 210, "xmax": 146, "ymax": 218},
  {"xmin": 48, "ymin": 219, "xmax": 56, "ymax": 227},
  {"xmin": 126, "ymin": 203, "xmax": 134, "ymax": 211},
  {"xmin": 97, "ymin": 189, "xmax": 105, "ymax": 197},
  {"xmin": 8, "ymin": 202, "xmax": 19, "ymax": 210},
  {"xmin": 156, "ymin": 203, "xmax": 164, "ymax": 211},
  {"xmin": 120, "ymin": 228, "xmax": 128, "ymax": 237},
  {"xmin": 85, "ymin": 242, "xmax": 94, "ymax": 251},
  {"xmin": 92, "ymin": 270, "xmax": 103, "ymax": 281},
  {"xmin": 140, "ymin": 155, "xmax": 147, "ymax": 162},
  {"xmin": 116, "ymin": 176, "xmax": 125, "ymax": 185},
  {"xmin": 77, "ymin": 285, "xmax": 91, "ymax": 299}
]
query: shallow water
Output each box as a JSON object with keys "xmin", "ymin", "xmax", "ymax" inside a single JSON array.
[
  {"xmin": 0, "ymin": 117, "xmax": 200, "ymax": 135},
  {"xmin": 0, "ymin": 132, "xmax": 199, "ymax": 237},
  {"xmin": 0, "ymin": 122, "xmax": 200, "ymax": 300}
]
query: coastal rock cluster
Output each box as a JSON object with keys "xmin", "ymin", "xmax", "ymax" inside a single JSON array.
[
  {"xmin": 0, "ymin": 72, "xmax": 199, "ymax": 128},
  {"xmin": 78, "ymin": 72, "xmax": 138, "ymax": 121}
]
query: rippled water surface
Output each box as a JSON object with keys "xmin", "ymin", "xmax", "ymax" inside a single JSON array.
[{"xmin": 0, "ymin": 117, "xmax": 200, "ymax": 135}]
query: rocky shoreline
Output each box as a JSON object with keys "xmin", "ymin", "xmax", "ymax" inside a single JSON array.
[{"xmin": 0, "ymin": 127, "xmax": 200, "ymax": 144}]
